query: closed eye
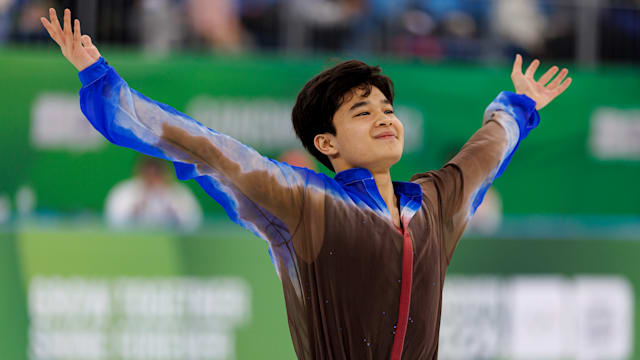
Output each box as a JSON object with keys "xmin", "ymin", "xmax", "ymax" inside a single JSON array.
[{"xmin": 385, "ymin": 110, "xmax": 394, "ymax": 114}]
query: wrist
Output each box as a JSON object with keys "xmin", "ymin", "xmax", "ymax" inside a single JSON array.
[
  {"xmin": 493, "ymin": 91, "xmax": 539, "ymax": 139},
  {"xmin": 75, "ymin": 59, "xmax": 96, "ymax": 72},
  {"xmin": 78, "ymin": 57, "xmax": 109, "ymax": 86}
]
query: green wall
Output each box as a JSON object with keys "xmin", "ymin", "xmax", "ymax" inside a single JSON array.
[{"xmin": 1, "ymin": 47, "xmax": 639, "ymax": 217}]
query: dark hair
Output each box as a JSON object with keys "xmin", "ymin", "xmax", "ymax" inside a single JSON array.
[
  {"xmin": 291, "ymin": 60, "xmax": 395, "ymax": 172},
  {"xmin": 136, "ymin": 155, "xmax": 168, "ymax": 174}
]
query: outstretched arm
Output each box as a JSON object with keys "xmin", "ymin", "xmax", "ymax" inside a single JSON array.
[
  {"xmin": 40, "ymin": 8, "xmax": 307, "ymax": 238},
  {"xmin": 413, "ymin": 55, "xmax": 572, "ymax": 262}
]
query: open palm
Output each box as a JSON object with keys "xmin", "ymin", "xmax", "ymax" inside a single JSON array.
[
  {"xmin": 40, "ymin": 8, "xmax": 101, "ymax": 71},
  {"xmin": 511, "ymin": 54, "xmax": 572, "ymax": 110}
]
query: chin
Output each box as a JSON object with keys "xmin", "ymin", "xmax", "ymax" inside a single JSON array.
[
  {"xmin": 385, "ymin": 148, "xmax": 403, "ymax": 164},
  {"xmin": 366, "ymin": 153, "xmax": 403, "ymax": 171}
]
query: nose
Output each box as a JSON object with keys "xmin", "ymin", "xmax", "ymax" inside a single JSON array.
[{"xmin": 375, "ymin": 115, "xmax": 392, "ymax": 127}]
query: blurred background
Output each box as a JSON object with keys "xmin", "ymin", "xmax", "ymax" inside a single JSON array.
[{"xmin": 1, "ymin": 0, "xmax": 639, "ymax": 359}]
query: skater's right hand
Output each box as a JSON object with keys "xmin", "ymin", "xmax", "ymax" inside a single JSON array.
[
  {"xmin": 41, "ymin": 8, "xmax": 101, "ymax": 72},
  {"xmin": 511, "ymin": 54, "xmax": 572, "ymax": 111}
]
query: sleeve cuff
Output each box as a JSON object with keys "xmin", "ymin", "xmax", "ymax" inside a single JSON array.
[
  {"xmin": 78, "ymin": 57, "xmax": 110, "ymax": 86},
  {"xmin": 483, "ymin": 91, "xmax": 540, "ymax": 141}
]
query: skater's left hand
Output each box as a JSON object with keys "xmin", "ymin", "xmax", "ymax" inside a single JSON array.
[
  {"xmin": 511, "ymin": 54, "xmax": 572, "ymax": 110},
  {"xmin": 41, "ymin": 8, "xmax": 101, "ymax": 71}
]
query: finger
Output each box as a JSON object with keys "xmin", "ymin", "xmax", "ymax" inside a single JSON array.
[
  {"xmin": 512, "ymin": 54, "xmax": 523, "ymax": 75},
  {"xmin": 63, "ymin": 8, "xmax": 72, "ymax": 38},
  {"xmin": 81, "ymin": 34, "xmax": 96, "ymax": 51},
  {"xmin": 81, "ymin": 34, "xmax": 91, "ymax": 47},
  {"xmin": 40, "ymin": 17, "xmax": 60, "ymax": 44},
  {"xmin": 537, "ymin": 66, "xmax": 558, "ymax": 85},
  {"xmin": 82, "ymin": 34, "xmax": 101, "ymax": 60},
  {"xmin": 49, "ymin": 8, "xmax": 64, "ymax": 42},
  {"xmin": 554, "ymin": 77, "xmax": 572, "ymax": 96},
  {"xmin": 73, "ymin": 19, "xmax": 82, "ymax": 48},
  {"xmin": 548, "ymin": 68, "xmax": 569, "ymax": 89},
  {"xmin": 525, "ymin": 59, "xmax": 540, "ymax": 78}
]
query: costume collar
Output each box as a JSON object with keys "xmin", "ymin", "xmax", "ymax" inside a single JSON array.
[{"xmin": 334, "ymin": 167, "xmax": 422, "ymax": 198}]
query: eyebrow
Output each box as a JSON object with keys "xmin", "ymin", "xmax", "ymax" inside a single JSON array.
[{"xmin": 349, "ymin": 99, "xmax": 391, "ymax": 112}]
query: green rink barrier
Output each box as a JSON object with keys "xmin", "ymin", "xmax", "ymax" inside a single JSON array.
[
  {"xmin": 0, "ymin": 230, "xmax": 28, "ymax": 360},
  {"xmin": 0, "ymin": 221, "xmax": 637, "ymax": 359},
  {"xmin": 16, "ymin": 223, "xmax": 297, "ymax": 360}
]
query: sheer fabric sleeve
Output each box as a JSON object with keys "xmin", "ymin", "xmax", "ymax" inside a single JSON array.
[
  {"xmin": 411, "ymin": 91, "xmax": 539, "ymax": 264},
  {"xmin": 78, "ymin": 57, "xmax": 307, "ymax": 246}
]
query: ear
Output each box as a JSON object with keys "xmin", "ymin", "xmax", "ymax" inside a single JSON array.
[{"xmin": 313, "ymin": 133, "xmax": 338, "ymax": 157}]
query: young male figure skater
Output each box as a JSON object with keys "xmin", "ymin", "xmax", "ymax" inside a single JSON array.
[{"xmin": 42, "ymin": 8, "xmax": 571, "ymax": 359}]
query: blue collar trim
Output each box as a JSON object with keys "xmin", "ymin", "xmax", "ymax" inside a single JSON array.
[{"xmin": 334, "ymin": 167, "xmax": 422, "ymax": 198}]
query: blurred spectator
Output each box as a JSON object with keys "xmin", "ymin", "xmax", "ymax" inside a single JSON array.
[
  {"xmin": 388, "ymin": 6, "xmax": 445, "ymax": 58},
  {"xmin": 365, "ymin": 0, "xmax": 488, "ymax": 59},
  {"xmin": 185, "ymin": 0, "xmax": 282, "ymax": 51},
  {"xmin": 493, "ymin": 0, "xmax": 547, "ymax": 57},
  {"xmin": 0, "ymin": 0, "xmax": 15, "ymax": 44},
  {"xmin": 12, "ymin": 0, "xmax": 50, "ymax": 42},
  {"xmin": 238, "ymin": 0, "xmax": 281, "ymax": 49},
  {"xmin": 540, "ymin": 0, "xmax": 576, "ymax": 60},
  {"xmin": 28, "ymin": 1, "xmax": 139, "ymax": 46},
  {"xmin": 105, "ymin": 156, "xmax": 202, "ymax": 232},
  {"xmin": 347, "ymin": 0, "xmax": 410, "ymax": 55},
  {"xmin": 186, "ymin": 0, "xmax": 245, "ymax": 51},
  {"xmin": 286, "ymin": 0, "xmax": 364, "ymax": 52},
  {"xmin": 420, "ymin": 0, "xmax": 486, "ymax": 59},
  {"xmin": 599, "ymin": 0, "xmax": 640, "ymax": 61},
  {"xmin": 140, "ymin": 0, "xmax": 185, "ymax": 55}
]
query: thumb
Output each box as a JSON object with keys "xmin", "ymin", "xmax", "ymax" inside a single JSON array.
[
  {"xmin": 81, "ymin": 35, "xmax": 101, "ymax": 60},
  {"xmin": 80, "ymin": 34, "xmax": 91, "ymax": 46}
]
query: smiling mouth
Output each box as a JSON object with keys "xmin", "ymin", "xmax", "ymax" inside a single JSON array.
[{"xmin": 375, "ymin": 135, "xmax": 396, "ymax": 140}]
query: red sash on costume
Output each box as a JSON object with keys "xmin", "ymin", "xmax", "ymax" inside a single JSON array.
[{"xmin": 390, "ymin": 225, "xmax": 413, "ymax": 360}]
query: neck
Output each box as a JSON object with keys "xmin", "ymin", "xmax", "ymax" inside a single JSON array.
[
  {"xmin": 371, "ymin": 169, "xmax": 400, "ymax": 225},
  {"xmin": 370, "ymin": 168, "xmax": 394, "ymax": 199}
]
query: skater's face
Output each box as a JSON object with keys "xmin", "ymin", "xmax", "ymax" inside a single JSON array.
[{"xmin": 314, "ymin": 86, "xmax": 404, "ymax": 173}]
